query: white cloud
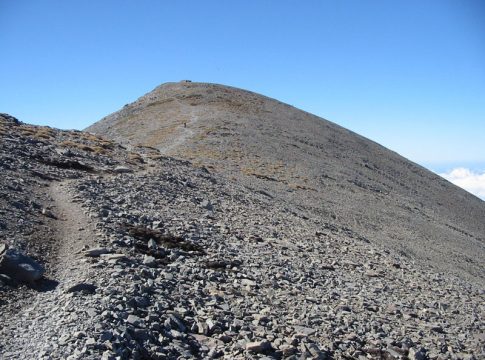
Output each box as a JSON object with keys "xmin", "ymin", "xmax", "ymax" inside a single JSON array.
[{"xmin": 439, "ymin": 168, "xmax": 485, "ymax": 200}]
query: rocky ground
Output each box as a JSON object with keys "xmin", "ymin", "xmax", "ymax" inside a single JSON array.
[
  {"xmin": 0, "ymin": 113, "xmax": 484, "ymax": 359},
  {"xmin": 88, "ymin": 82, "xmax": 485, "ymax": 285}
]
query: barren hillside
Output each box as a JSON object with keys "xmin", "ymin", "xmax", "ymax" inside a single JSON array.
[
  {"xmin": 88, "ymin": 81, "xmax": 485, "ymax": 285},
  {"xmin": 1, "ymin": 83, "xmax": 484, "ymax": 359}
]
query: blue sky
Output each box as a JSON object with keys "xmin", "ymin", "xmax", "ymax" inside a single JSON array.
[{"xmin": 1, "ymin": 0, "xmax": 484, "ymax": 192}]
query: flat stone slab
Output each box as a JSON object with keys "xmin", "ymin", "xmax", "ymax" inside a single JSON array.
[{"xmin": 83, "ymin": 247, "xmax": 111, "ymax": 257}]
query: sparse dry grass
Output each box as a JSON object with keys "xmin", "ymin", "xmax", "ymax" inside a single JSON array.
[
  {"xmin": 58, "ymin": 140, "xmax": 78, "ymax": 148},
  {"xmin": 241, "ymin": 167, "xmax": 279, "ymax": 181},
  {"xmin": 79, "ymin": 132, "xmax": 103, "ymax": 142},
  {"xmin": 145, "ymin": 126, "xmax": 179, "ymax": 148},
  {"xmin": 127, "ymin": 152, "xmax": 144, "ymax": 164},
  {"xmin": 35, "ymin": 128, "xmax": 55, "ymax": 140},
  {"xmin": 135, "ymin": 144, "xmax": 159, "ymax": 151},
  {"xmin": 53, "ymin": 130, "xmax": 119, "ymax": 155},
  {"xmin": 59, "ymin": 140, "xmax": 107, "ymax": 154},
  {"xmin": 147, "ymin": 153, "xmax": 163, "ymax": 160},
  {"xmin": 288, "ymin": 183, "xmax": 317, "ymax": 191},
  {"xmin": 99, "ymin": 140, "xmax": 115, "ymax": 150},
  {"xmin": 181, "ymin": 144, "xmax": 303, "ymax": 186},
  {"xmin": 18, "ymin": 126, "xmax": 56, "ymax": 140}
]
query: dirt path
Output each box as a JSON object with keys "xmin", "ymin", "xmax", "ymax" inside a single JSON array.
[
  {"xmin": 0, "ymin": 180, "xmax": 100, "ymax": 359},
  {"xmin": 158, "ymin": 100, "xmax": 199, "ymax": 155},
  {"xmin": 48, "ymin": 180, "xmax": 98, "ymax": 281}
]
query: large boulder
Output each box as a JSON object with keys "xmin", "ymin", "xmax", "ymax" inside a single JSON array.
[{"xmin": 0, "ymin": 247, "xmax": 45, "ymax": 284}]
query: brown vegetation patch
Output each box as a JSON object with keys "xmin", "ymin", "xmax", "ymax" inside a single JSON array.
[
  {"xmin": 58, "ymin": 140, "xmax": 107, "ymax": 154},
  {"xmin": 127, "ymin": 152, "xmax": 144, "ymax": 164},
  {"xmin": 18, "ymin": 126, "xmax": 56, "ymax": 140},
  {"xmin": 122, "ymin": 224, "xmax": 205, "ymax": 255}
]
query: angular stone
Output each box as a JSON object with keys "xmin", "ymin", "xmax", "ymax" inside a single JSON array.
[
  {"xmin": 293, "ymin": 325, "xmax": 316, "ymax": 337},
  {"xmin": 86, "ymin": 308, "xmax": 97, "ymax": 317},
  {"xmin": 241, "ymin": 278, "xmax": 256, "ymax": 287},
  {"xmin": 133, "ymin": 328, "xmax": 149, "ymax": 341},
  {"xmin": 67, "ymin": 282, "xmax": 97, "ymax": 294},
  {"xmin": 101, "ymin": 253, "xmax": 127, "ymax": 262},
  {"xmin": 143, "ymin": 255, "xmax": 156, "ymax": 267},
  {"xmin": 246, "ymin": 340, "xmax": 271, "ymax": 353},
  {"xmin": 126, "ymin": 314, "xmax": 142, "ymax": 327},
  {"xmin": 0, "ymin": 248, "xmax": 44, "ymax": 283},
  {"xmin": 305, "ymin": 343, "xmax": 327, "ymax": 359},
  {"xmin": 114, "ymin": 166, "xmax": 133, "ymax": 174},
  {"xmin": 147, "ymin": 239, "xmax": 157, "ymax": 249},
  {"xmin": 200, "ymin": 199, "xmax": 213, "ymax": 211},
  {"xmin": 84, "ymin": 247, "xmax": 111, "ymax": 257},
  {"xmin": 280, "ymin": 344, "xmax": 296, "ymax": 356},
  {"xmin": 408, "ymin": 347, "xmax": 427, "ymax": 360},
  {"xmin": 85, "ymin": 337, "xmax": 96, "ymax": 347},
  {"xmin": 99, "ymin": 331, "xmax": 113, "ymax": 342}
]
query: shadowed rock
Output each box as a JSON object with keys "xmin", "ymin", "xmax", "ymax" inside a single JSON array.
[
  {"xmin": 0, "ymin": 248, "xmax": 44, "ymax": 284},
  {"xmin": 66, "ymin": 282, "xmax": 97, "ymax": 294}
]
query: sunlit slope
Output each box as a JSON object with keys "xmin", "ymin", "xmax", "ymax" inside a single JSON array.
[{"xmin": 87, "ymin": 81, "xmax": 485, "ymax": 284}]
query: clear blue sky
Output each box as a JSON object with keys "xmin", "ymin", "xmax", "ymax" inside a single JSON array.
[{"xmin": 1, "ymin": 0, "xmax": 484, "ymax": 172}]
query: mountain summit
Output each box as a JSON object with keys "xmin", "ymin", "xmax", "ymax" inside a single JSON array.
[{"xmin": 88, "ymin": 81, "xmax": 485, "ymax": 284}]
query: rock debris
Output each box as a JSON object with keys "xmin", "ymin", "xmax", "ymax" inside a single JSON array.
[{"xmin": 0, "ymin": 108, "xmax": 484, "ymax": 360}]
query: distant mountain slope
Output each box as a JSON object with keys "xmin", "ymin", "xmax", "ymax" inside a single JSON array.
[{"xmin": 87, "ymin": 81, "xmax": 485, "ymax": 284}]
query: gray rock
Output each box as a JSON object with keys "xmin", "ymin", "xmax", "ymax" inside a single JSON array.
[
  {"xmin": 41, "ymin": 208, "xmax": 57, "ymax": 219},
  {"xmin": 147, "ymin": 239, "xmax": 157, "ymax": 249},
  {"xmin": 85, "ymin": 337, "xmax": 96, "ymax": 347},
  {"xmin": 280, "ymin": 344, "xmax": 296, "ymax": 356},
  {"xmin": 246, "ymin": 340, "xmax": 272, "ymax": 353},
  {"xmin": 200, "ymin": 199, "xmax": 213, "ymax": 211},
  {"xmin": 84, "ymin": 247, "xmax": 111, "ymax": 257},
  {"xmin": 0, "ymin": 273, "xmax": 13, "ymax": 286},
  {"xmin": 101, "ymin": 253, "xmax": 127, "ymax": 263},
  {"xmin": 133, "ymin": 329, "xmax": 149, "ymax": 341},
  {"xmin": 137, "ymin": 296, "xmax": 150, "ymax": 308},
  {"xmin": 99, "ymin": 331, "xmax": 113, "ymax": 342},
  {"xmin": 241, "ymin": 278, "xmax": 256, "ymax": 287},
  {"xmin": 74, "ymin": 331, "xmax": 87, "ymax": 339},
  {"xmin": 142, "ymin": 255, "xmax": 156, "ymax": 266},
  {"xmin": 293, "ymin": 325, "xmax": 316, "ymax": 337},
  {"xmin": 66, "ymin": 282, "xmax": 97, "ymax": 294},
  {"xmin": 114, "ymin": 166, "xmax": 133, "ymax": 174},
  {"xmin": 86, "ymin": 308, "xmax": 97, "ymax": 317},
  {"xmin": 0, "ymin": 248, "xmax": 44, "ymax": 283},
  {"xmin": 165, "ymin": 314, "xmax": 186, "ymax": 332},
  {"xmin": 126, "ymin": 314, "xmax": 142, "ymax": 327},
  {"xmin": 408, "ymin": 347, "xmax": 428, "ymax": 360}
]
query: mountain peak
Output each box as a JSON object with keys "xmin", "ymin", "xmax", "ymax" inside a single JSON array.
[{"xmin": 87, "ymin": 83, "xmax": 485, "ymax": 285}]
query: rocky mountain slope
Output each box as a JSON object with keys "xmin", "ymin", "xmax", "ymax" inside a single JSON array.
[
  {"xmin": 88, "ymin": 82, "xmax": 485, "ymax": 285},
  {"xmin": 0, "ymin": 81, "xmax": 483, "ymax": 360}
]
